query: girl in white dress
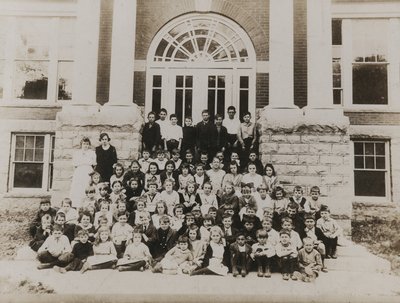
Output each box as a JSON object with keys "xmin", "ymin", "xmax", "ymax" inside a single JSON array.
[{"xmin": 70, "ymin": 137, "xmax": 96, "ymax": 208}]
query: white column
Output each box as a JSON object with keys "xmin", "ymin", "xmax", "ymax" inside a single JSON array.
[
  {"xmin": 307, "ymin": 0, "xmax": 333, "ymax": 108},
  {"xmin": 72, "ymin": 0, "xmax": 101, "ymax": 104},
  {"xmin": 269, "ymin": 0, "xmax": 295, "ymax": 108},
  {"xmin": 388, "ymin": 18, "xmax": 400, "ymax": 110},
  {"xmin": 108, "ymin": 0, "xmax": 137, "ymax": 105}
]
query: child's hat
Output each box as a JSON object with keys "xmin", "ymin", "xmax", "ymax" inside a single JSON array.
[
  {"xmin": 320, "ymin": 204, "xmax": 330, "ymax": 212},
  {"xmin": 192, "ymin": 205, "xmax": 201, "ymax": 211},
  {"xmin": 304, "ymin": 213, "xmax": 315, "ymax": 221}
]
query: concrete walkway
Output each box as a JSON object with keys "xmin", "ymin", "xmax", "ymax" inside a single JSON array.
[{"xmin": 1, "ymin": 241, "xmax": 400, "ymax": 302}]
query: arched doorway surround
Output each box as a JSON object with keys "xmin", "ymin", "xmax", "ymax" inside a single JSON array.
[{"xmin": 145, "ymin": 13, "xmax": 257, "ymax": 124}]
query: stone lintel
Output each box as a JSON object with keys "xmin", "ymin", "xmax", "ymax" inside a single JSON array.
[{"xmin": 56, "ymin": 104, "xmax": 143, "ymax": 131}]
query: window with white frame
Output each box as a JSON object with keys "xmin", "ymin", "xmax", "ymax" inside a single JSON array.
[
  {"xmin": 0, "ymin": 16, "xmax": 75, "ymax": 102},
  {"xmin": 332, "ymin": 19, "xmax": 342, "ymax": 105},
  {"xmin": 352, "ymin": 20, "xmax": 389, "ymax": 105},
  {"xmin": 353, "ymin": 140, "xmax": 389, "ymax": 198},
  {"xmin": 10, "ymin": 133, "xmax": 55, "ymax": 191}
]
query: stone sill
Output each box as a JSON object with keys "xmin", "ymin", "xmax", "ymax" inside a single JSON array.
[
  {"xmin": 2, "ymin": 191, "xmax": 51, "ymax": 199},
  {"xmin": 0, "ymin": 101, "xmax": 64, "ymax": 108},
  {"xmin": 352, "ymin": 201, "xmax": 398, "ymax": 208},
  {"xmin": 344, "ymin": 109, "xmax": 400, "ymax": 114}
]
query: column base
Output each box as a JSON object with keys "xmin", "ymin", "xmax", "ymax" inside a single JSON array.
[
  {"xmin": 258, "ymin": 106, "xmax": 352, "ymax": 230},
  {"xmin": 51, "ymin": 103, "xmax": 144, "ymax": 206}
]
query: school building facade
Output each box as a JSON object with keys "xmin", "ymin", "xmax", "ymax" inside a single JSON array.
[{"xmin": 1, "ymin": 0, "xmax": 399, "ymax": 233}]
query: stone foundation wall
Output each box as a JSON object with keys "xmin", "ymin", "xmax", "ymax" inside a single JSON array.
[
  {"xmin": 258, "ymin": 108, "xmax": 352, "ymax": 234},
  {"xmin": 51, "ymin": 104, "xmax": 143, "ymax": 206}
]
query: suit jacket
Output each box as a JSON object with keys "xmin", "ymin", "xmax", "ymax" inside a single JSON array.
[
  {"xmin": 229, "ymin": 242, "xmax": 252, "ymax": 256},
  {"xmin": 136, "ymin": 223, "xmax": 158, "ymax": 252},
  {"xmin": 220, "ymin": 226, "xmax": 239, "ymax": 246},
  {"xmin": 211, "ymin": 125, "xmax": 228, "ymax": 151},
  {"xmin": 299, "ymin": 226, "xmax": 325, "ymax": 242},
  {"xmin": 153, "ymin": 227, "xmax": 177, "ymax": 260}
]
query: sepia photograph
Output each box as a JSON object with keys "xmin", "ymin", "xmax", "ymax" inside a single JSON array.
[{"xmin": 0, "ymin": 0, "xmax": 400, "ymax": 302}]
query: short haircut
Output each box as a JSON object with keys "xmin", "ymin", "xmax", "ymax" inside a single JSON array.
[
  {"xmin": 293, "ymin": 185, "xmax": 303, "ymax": 193},
  {"xmin": 203, "ymin": 214, "xmax": 215, "ymax": 224},
  {"xmin": 159, "ymin": 215, "xmax": 170, "ymax": 224},
  {"xmin": 148, "ymin": 111, "xmax": 156, "ymax": 117},
  {"xmin": 281, "ymin": 217, "xmax": 293, "ymax": 225},
  {"xmin": 215, "ymin": 114, "xmax": 223, "ymax": 120},
  {"xmin": 227, "ymin": 106, "xmax": 236, "ymax": 112},
  {"xmin": 304, "ymin": 213, "xmax": 316, "ymax": 221},
  {"xmin": 310, "ymin": 186, "xmax": 320, "ymax": 194},
  {"xmin": 279, "ymin": 229, "xmax": 291, "ymax": 237},
  {"xmin": 99, "ymin": 132, "xmax": 110, "ymax": 142},
  {"xmin": 303, "ymin": 237, "xmax": 314, "ymax": 245},
  {"xmin": 208, "ymin": 206, "xmax": 217, "ymax": 213},
  {"xmin": 256, "ymin": 229, "xmax": 268, "ymax": 238},
  {"xmin": 52, "ymin": 224, "xmax": 63, "ymax": 233},
  {"xmin": 117, "ymin": 211, "xmax": 128, "ymax": 218},
  {"xmin": 170, "ymin": 114, "xmax": 177, "ymax": 119},
  {"xmin": 77, "ymin": 229, "xmax": 89, "ymax": 237},
  {"xmin": 159, "ymin": 108, "xmax": 167, "ymax": 114},
  {"xmin": 201, "ymin": 109, "xmax": 209, "ymax": 115},
  {"xmin": 61, "ymin": 198, "xmax": 72, "ymax": 207},
  {"xmin": 40, "ymin": 200, "xmax": 51, "ymax": 205},
  {"xmin": 222, "ymin": 213, "xmax": 232, "ymax": 220}
]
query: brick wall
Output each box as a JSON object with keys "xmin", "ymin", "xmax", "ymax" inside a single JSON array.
[
  {"xmin": 133, "ymin": 71, "xmax": 146, "ymax": 106},
  {"xmin": 136, "ymin": 0, "xmax": 268, "ymax": 61},
  {"xmin": 96, "ymin": 0, "xmax": 114, "ymax": 105},
  {"xmin": 293, "ymin": 0, "xmax": 308, "ymax": 108},
  {"xmin": 345, "ymin": 112, "xmax": 400, "ymax": 125},
  {"xmin": 256, "ymin": 73, "xmax": 269, "ymax": 108}
]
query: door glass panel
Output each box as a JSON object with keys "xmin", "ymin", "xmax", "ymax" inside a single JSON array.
[
  {"xmin": 185, "ymin": 90, "xmax": 193, "ymax": 120},
  {"xmin": 175, "ymin": 75, "xmax": 193, "ymax": 125},
  {"xmin": 208, "ymin": 89, "xmax": 216, "ymax": 121},
  {"xmin": 175, "ymin": 89, "xmax": 183, "ymax": 124},
  {"xmin": 217, "ymin": 90, "xmax": 225, "ymax": 117},
  {"xmin": 217, "ymin": 76, "xmax": 225, "ymax": 88}
]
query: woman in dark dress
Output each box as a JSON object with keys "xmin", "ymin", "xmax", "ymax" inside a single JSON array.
[{"xmin": 95, "ymin": 133, "xmax": 118, "ymax": 184}]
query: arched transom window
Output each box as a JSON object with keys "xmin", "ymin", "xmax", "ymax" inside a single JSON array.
[
  {"xmin": 152, "ymin": 16, "xmax": 252, "ymax": 64},
  {"xmin": 146, "ymin": 14, "xmax": 256, "ymax": 124}
]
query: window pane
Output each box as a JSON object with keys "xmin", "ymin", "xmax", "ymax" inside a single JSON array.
[
  {"xmin": 16, "ymin": 136, "xmax": 25, "ymax": 148},
  {"xmin": 50, "ymin": 136, "xmax": 55, "ymax": 163},
  {"xmin": 58, "ymin": 61, "xmax": 73, "ymax": 100},
  {"xmin": 208, "ymin": 76, "xmax": 216, "ymax": 88},
  {"xmin": 208, "ymin": 90, "xmax": 215, "ymax": 120},
  {"xmin": 353, "ymin": 64, "xmax": 388, "ymax": 105},
  {"xmin": 0, "ymin": 60, "xmax": 4, "ymax": 98},
  {"xmin": 375, "ymin": 143, "xmax": 385, "ymax": 155},
  {"xmin": 35, "ymin": 136, "xmax": 44, "ymax": 148},
  {"xmin": 364, "ymin": 143, "xmax": 374, "ymax": 155},
  {"xmin": 153, "ymin": 75, "xmax": 162, "ymax": 88},
  {"xmin": 15, "ymin": 149, "xmax": 24, "ymax": 161},
  {"xmin": 48, "ymin": 163, "xmax": 53, "ymax": 190},
  {"xmin": 58, "ymin": 18, "xmax": 75, "ymax": 60},
  {"xmin": 34, "ymin": 148, "xmax": 44, "ymax": 161},
  {"xmin": 333, "ymin": 89, "xmax": 342, "ymax": 105},
  {"xmin": 185, "ymin": 76, "xmax": 193, "ymax": 88},
  {"xmin": 13, "ymin": 163, "xmax": 43, "ymax": 188},
  {"xmin": 176, "ymin": 76, "xmax": 184, "ymax": 88},
  {"xmin": 354, "ymin": 142, "xmax": 364, "ymax": 155},
  {"xmin": 14, "ymin": 61, "xmax": 49, "ymax": 100},
  {"xmin": 184, "ymin": 89, "xmax": 192, "ymax": 119},
  {"xmin": 26, "ymin": 136, "xmax": 35, "ymax": 148},
  {"xmin": 0, "ymin": 18, "xmax": 6, "ymax": 58},
  {"xmin": 354, "ymin": 170, "xmax": 385, "ymax": 197},
  {"xmin": 152, "ymin": 89, "xmax": 161, "ymax": 114},
  {"xmin": 175, "ymin": 89, "xmax": 183, "ymax": 125},
  {"xmin": 354, "ymin": 156, "xmax": 364, "ymax": 169},
  {"xmin": 16, "ymin": 18, "xmax": 50, "ymax": 59},
  {"xmin": 217, "ymin": 90, "xmax": 225, "ymax": 117},
  {"xmin": 352, "ymin": 20, "xmax": 388, "ymax": 63},
  {"xmin": 376, "ymin": 157, "xmax": 385, "ymax": 169},
  {"xmin": 332, "ymin": 19, "xmax": 342, "ymax": 45},
  {"xmin": 240, "ymin": 90, "xmax": 249, "ymax": 120},
  {"xmin": 217, "ymin": 76, "xmax": 225, "ymax": 88},
  {"xmin": 240, "ymin": 76, "xmax": 249, "ymax": 89},
  {"xmin": 155, "ymin": 39, "xmax": 168, "ymax": 59},
  {"xmin": 24, "ymin": 149, "xmax": 34, "ymax": 161},
  {"xmin": 365, "ymin": 156, "xmax": 375, "ymax": 169}
]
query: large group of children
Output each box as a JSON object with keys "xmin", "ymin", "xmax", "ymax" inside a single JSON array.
[{"xmin": 28, "ymin": 107, "xmax": 342, "ymax": 282}]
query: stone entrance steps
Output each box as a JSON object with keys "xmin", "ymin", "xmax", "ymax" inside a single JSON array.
[{"xmin": 324, "ymin": 239, "xmax": 391, "ymax": 274}]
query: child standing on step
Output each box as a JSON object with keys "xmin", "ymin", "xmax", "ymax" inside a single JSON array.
[
  {"xmin": 316, "ymin": 205, "xmax": 341, "ymax": 259},
  {"xmin": 251, "ymin": 229, "xmax": 275, "ymax": 278},
  {"xmin": 275, "ymin": 229, "xmax": 298, "ymax": 281}
]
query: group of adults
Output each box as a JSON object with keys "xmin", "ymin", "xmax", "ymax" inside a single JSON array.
[{"xmin": 141, "ymin": 106, "xmax": 258, "ymax": 161}]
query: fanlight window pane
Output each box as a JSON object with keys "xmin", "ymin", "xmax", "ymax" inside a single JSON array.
[{"xmin": 153, "ymin": 17, "xmax": 250, "ymax": 64}]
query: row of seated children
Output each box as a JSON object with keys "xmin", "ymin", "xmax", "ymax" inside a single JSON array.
[
  {"xmin": 84, "ymin": 149, "xmax": 279, "ymax": 203},
  {"xmin": 30, "ymin": 192, "xmax": 340, "ymax": 281}
]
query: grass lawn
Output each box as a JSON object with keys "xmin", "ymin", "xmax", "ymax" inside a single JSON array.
[
  {"xmin": 352, "ymin": 203, "xmax": 400, "ymax": 276},
  {"xmin": 0, "ymin": 202, "xmax": 36, "ymax": 259}
]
